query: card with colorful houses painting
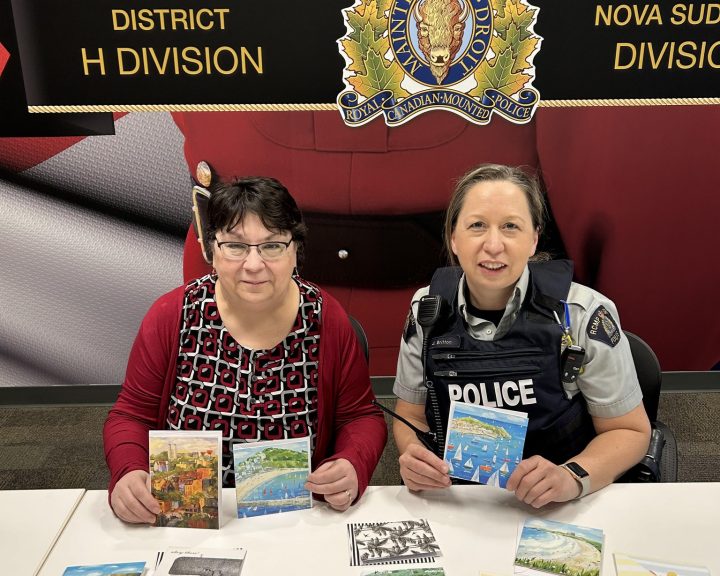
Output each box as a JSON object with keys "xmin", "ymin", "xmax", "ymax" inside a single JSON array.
[{"xmin": 149, "ymin": 430, "xmax": 222, "ymax": 529}]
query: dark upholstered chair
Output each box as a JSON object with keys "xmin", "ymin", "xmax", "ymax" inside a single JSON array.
[
  {"xmin": 625, "ymin": 331, "xmax": 678, "ymax": 482},
  {"xmin": 348, "ymin": 315, "xmax": 369, "ymax": 363}
]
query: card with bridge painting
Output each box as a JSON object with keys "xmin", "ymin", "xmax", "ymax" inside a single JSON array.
[
  {"xmin": 232, "ymin": 436, "xmax": 312, "ymax": 518},
  {"xmin": 443, "ymin": 400, "xmax": 528, "ymax": 488},
  {"xmin": 348, "ymin": 519, "xmax": 441, "ymax": 566}
]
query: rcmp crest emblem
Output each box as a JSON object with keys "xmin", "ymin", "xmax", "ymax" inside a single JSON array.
[{"xmin": 337, "ymin": 0, "xmax": 542, "ymax": 127}]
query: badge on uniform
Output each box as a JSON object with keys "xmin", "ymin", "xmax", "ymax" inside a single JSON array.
[
  {"xmin": 402, "ymin": 307, "xmax": 417, "ymax": 343},
  {"xmin": 587, "ymin": 305, "xmax": 621, "ymax": 347}
]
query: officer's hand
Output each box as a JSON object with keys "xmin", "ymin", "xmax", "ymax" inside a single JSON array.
[
  {"xmin": 399, "ymin": 443, "xmax": 452, "ymax": 491},
  {"xmin": 506, "ymin": 455, "xmax": 582, "ymax": 508},
  {"xmin": 305, "ymin": 458, "xmax": 359, "ymax": 512},
  {"xmin": 110, "ymin": 470, "xmax": 161, "ymax": 524}
]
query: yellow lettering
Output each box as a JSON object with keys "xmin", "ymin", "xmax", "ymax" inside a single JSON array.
[
  {"xmin": 241, "ymin": 46, "xmax": 263, "ymax": 74},
  {"xmin": 148, "ymin": 47, "xmax": 171, "ymax": 74},
  {"xmin": 171, "ymin": 9, "xmax": 189, "ymax": 30},
  {"xmin": 215, "ymin": 8, "xmax": 229, "ymax": 29},
  {"xmin": 614, "ymin": 42, "xmax": 636, "ymax": 69},
  {"xmin": 214, "ymin": 46, "xmax": 238, "ymax": 74},
  {"xmin": 181, "ymin": 47, "xmax": 203, "ymax": 75},
  {"xmin": 111, "ymin": 10, "xmax": 129, "ymax": 31},
  {"xmin": 196, "ymin": 8, "xmax": 214, "ymax": 30},
  {"xmin": 137, "ymin": 9, "xmax": 155, "ymax": 31},
  {"xmin": 117, "ymin": 48, "xmax": 140, "ymax": 75},
  {"xmin": 677, "ymin": 41, "xmax": 697, "ymax": 69},
  {"xmin": 80, "ymin": 47, "xmax": 105, "ymax": 75}
]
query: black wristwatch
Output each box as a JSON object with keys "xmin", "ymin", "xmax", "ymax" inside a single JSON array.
[{"xmin": 560, "ymin": 462, "xmax": 591, "ymax": 498}]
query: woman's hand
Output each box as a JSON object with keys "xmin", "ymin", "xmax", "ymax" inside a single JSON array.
[
  {"xmin": 399, "ymin": 443, "xmax": 452, "ymax": 491},
  {"xmin": 506, "ymin": 455, "xmax": 581, "ymax": 508},
  {"xmin": 110, "ymin": 470, "xmax": 161, "ymax": 524},
  {"xmin": 305, "ymin": 458, "xmax": 359, "ymax": 512}
]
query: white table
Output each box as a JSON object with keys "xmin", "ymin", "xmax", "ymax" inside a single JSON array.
[
  {"xmin": 0, "ymin": 489, "xmax": 85, "ymax": 576},
  {"xmin": 39, "ymin": 484, "xmax": 717, "ymax": 576}
]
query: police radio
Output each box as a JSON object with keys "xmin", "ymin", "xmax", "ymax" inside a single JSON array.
[
  {"xmin": 561, "ymin": 344, "xmax": 585, "ymax": 385},
  {"xmin": 417, "ymin": 295, "xmax": 448, "ymax": 458}
]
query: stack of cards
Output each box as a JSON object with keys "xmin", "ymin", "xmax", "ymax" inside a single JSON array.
[
  {"xmin": 443, "ymin": 400, "xmax": 528, "ymax": 488},
  {"xmin": 348, "ymin": 520, "xmax": 442, "ymax": 567},
  {"xmin": 149, "ymin": 430, "xmax": 222, "ymax": 529},
  {"xmin": 232, "ymin": 437, "xmax": 312, "ymax": 518},
  {"xmin": 514, "ymin": 518, "xmax": 604, "ymax": 576}
]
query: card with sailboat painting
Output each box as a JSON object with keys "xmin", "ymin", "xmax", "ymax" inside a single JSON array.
[
  {"xmin": 443, "ymin": 400, "xmax": 528, "ymax": 488},
  {"xmin": 232, "ymin": 436, "xmax": 312, "ymax": 518}
]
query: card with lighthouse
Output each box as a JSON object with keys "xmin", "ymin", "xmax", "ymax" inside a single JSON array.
[{"xmin": 443, "ymin": 401, "xmax": 528, "ymax": 488}]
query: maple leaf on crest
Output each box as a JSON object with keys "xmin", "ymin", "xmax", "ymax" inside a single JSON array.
[
  {"xmin": 347, "ymin": 0, "xmax": 387, "ymax": 43},
  {"xmin": 376, "ymin": 0, "xmax": 392, "ymax": 18},
  {"xmin": 349, "ymin": 48, "xmax": 409, "ymax": 97},
  {"xmin": 342, "ymin": 22, "xmax": 388, "ymax": 75},
  {"xmin": 495, "ymin": 0, "xmax": 537, "ymax": 41},
  {"xmin": 499, "ymin": 21, "xmax": 539, "ymax": 72},
  {"xmin": 470, "ymin": 46, "xmax": 530, "ymax": 96}
]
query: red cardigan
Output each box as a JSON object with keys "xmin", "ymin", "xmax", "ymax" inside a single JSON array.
[{"xmin": 104, "ymin": 283, "xmax": 387, "ymax": 501}]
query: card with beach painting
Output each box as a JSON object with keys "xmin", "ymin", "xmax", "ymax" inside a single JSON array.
[
  {"xmin": 443, "ymin": 400, "xmax": 528, "ymax": 488},
  {"xmin": 614, "ymin": 553, "xmax": 710, "ymax": 576},
  {"xmin": 62, "ymin": 562, "xmax": 146, "ymax": 576},
  {"xmin": 232, "ymin": 436, "xmax": 312, "ymax": 518},
  {"xmin": 514, "ymin": 518, "xmax": 604, "ymax": 576},
  {"xmin": 149, "ymin": 430, "xmax": 222, "ymax": 529}
]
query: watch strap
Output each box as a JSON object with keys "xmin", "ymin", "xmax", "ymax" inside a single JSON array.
[{"xmin": 560, "ymin": 462, "xmax": 591, "ymax": 498}]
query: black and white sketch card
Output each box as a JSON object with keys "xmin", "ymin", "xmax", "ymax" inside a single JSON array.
[
  {"xmin": 155, "ymin": 546, "xmax": 247, "ymax": 576},
  {"xmin": 348, "ymin": 519, "xmax": 442, "ymax": 566}
]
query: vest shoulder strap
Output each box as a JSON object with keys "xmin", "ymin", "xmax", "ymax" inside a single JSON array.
[
  {"xmin": 428, "ymin": 266, "xmax": 463, "ymax": 307},
  {"xmin": 527, "ymin": 259, "xmax": 574, "ymax": 316}
]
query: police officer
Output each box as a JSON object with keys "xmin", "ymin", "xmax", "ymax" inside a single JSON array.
[{"xmin": 393, "ymin": 164, "xmax": 651, "ymax": 508}]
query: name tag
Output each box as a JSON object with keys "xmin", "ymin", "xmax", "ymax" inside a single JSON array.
[{"xmin": 430, "ymin": 335, "xmax": 461, "ymax": 349}]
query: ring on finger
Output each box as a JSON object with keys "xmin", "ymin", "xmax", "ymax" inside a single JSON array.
[{"xmin": 345, "ymin": 489, "xmax": 352, "ymax": 502}]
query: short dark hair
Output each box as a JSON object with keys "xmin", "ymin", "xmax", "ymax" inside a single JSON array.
[
  {"xmin": 206, "ymin": 177, "xmax": 308, "ymax": 268},
  {"xmin": 443, "ymin": 164, "xmax": 548, "ymax": 265}
]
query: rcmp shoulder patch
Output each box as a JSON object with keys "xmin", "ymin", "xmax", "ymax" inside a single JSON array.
[
  {"xmin": 587, "ymin": 305, "xmax": 621, "ymax": 347},
  {"xmin": 403, "ymin": 307, "xmax": 417, "ymax": 343}
]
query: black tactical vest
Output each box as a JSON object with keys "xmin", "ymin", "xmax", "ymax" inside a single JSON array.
[{"xmin": 423, "ymin": 260, "xmax": 596, "ymax": 464}]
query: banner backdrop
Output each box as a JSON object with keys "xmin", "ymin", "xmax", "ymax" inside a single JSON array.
[
  {"xmin": 0, "ymin": 0, "xmax": 113, "ymax": 136},
  {"xmin": 7, "ymin": 0, "xmax": 720, "ymax": 113},
  {"xmin": 1, "ymin": 0, "xmax": 719, "ymax": 385}
]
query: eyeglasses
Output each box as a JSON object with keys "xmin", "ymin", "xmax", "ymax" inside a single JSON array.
[{"xmin": 215, "ymin": 238, "xmax": 293, "ymax": 261}]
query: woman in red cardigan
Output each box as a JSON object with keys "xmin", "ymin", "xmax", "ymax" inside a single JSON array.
[{"xmin": 104, "ymin": 176, "xmax": 387, "ymax": 523}]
